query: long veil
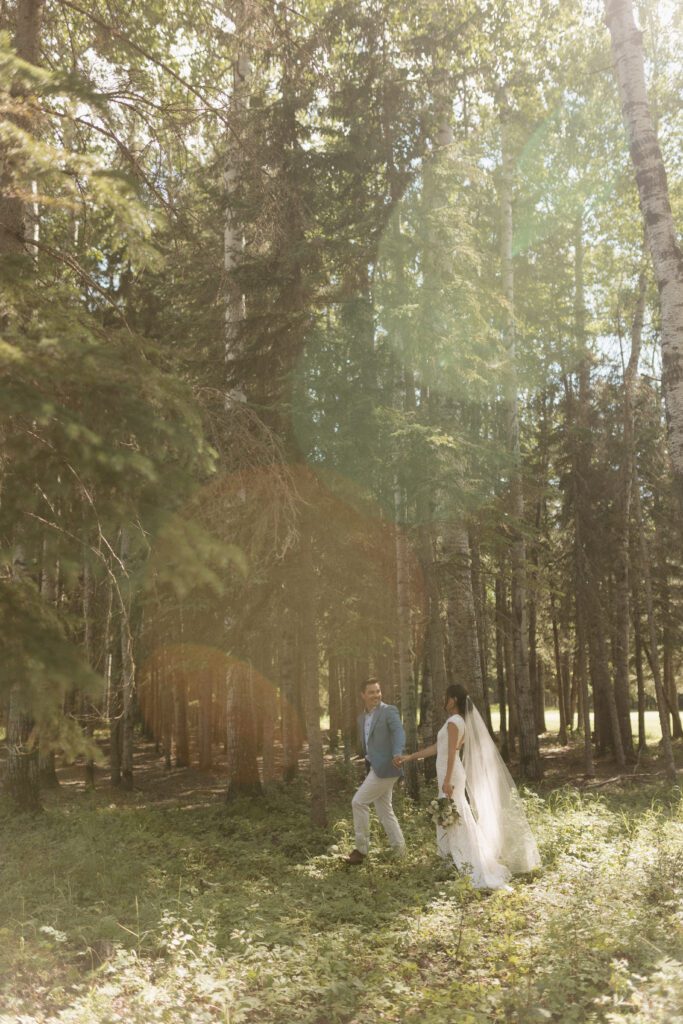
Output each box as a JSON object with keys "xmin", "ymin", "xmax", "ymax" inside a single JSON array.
[{"xmin": 462, "ymin": 697, "xmax": 540, "ymax": 874}]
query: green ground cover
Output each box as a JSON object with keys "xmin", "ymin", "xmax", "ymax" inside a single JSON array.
[
  {"xmin": 1, "ymin": 757, "xmax": 682, "ymax": 1024},
  {"xmin": 489, "ymin": 709, "xmax": 666, "ymax": 745}
]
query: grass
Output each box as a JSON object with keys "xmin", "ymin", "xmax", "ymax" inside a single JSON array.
[
  {"xmin": 320, "ymin": 709, "xmax": 668, "ymax": 745},
  {"xmin": 1, "ymin": 751, "xmax": 683, "ymax": 1024},
  {"xmin": 489, "ymin": 708, "xmax": 667, "ymax": 745}
]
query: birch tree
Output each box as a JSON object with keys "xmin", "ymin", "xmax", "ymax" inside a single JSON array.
[{"xmin": 605, "ymin": 0, "xmax": 683, "ymax": 507}]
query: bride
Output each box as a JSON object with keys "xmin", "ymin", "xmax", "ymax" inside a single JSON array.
[{"xmin": 396, "ymin": 684, "xmax": 540, "ymax": 889}]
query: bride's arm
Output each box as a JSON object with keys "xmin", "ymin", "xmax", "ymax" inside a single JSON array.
[
  {"xmin": 442, "ymin": 722, "xmax": 460, "ymax": 796},
  {"xmin": 393, "ymin": 742, "xmax": 437, "ymax": 766}
]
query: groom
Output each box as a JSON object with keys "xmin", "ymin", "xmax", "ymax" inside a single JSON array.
[{"xmin": 345, "ymin": 678, "xmax": 406, "ymax": 864}]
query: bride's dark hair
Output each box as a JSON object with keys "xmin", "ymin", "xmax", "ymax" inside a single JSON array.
[{"xmin": 445, "ymin": 684, "xmax": 469, "ymax": 718}]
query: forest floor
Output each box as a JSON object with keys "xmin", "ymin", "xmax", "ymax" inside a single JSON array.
[{"xmin": 1, "ymin": 731, "xmax": 683, "ymax": 1024}]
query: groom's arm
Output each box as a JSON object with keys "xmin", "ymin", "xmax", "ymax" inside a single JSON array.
[{"xmin": 386, "ymin": 705, "xmax": 406, "ymax": 757}]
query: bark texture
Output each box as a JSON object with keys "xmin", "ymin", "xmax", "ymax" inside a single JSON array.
[
  {"xmin": 500, "ymin": 118, "xmax": 542, "ymax": 779},
  {"xmin": 299, "ymin": 520, "xmax": 327, "ymax": 827},
  {"xmin": 5, "ymin": 683, "xmax": 41, "ymax": 811},
  {"xmin": 613, "ymin": 273, "xmax": 646, "ymax": 761},
  {"xmin": 395, "ymin": 484, "xmax": 419, "ymax": 799},
  {"xmin": 118, "ymin": 529, "xmax": 136, "ymax": 789},
  {"xmin": 0, "ymin": 0, "xmax": 45, "ymax": 257},
  {"xmin": 605, "ymin": 0, "xmax": 683, "ymax": 505},
  {"xmin": 632, "ymin": 471, "xmax": 676, "ymax": 781},
  {"xmin": 225, "ymin": 662, "xmax": 262, "ymax": 797},
  {"xmin": 444, "ymin": 523, "xmax": 485, "ymax": 707}
]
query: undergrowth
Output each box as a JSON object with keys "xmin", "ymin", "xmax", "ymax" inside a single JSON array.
[{"xmin": 0, "ymin": 770, "xmax": 681, "ymax": 1023}]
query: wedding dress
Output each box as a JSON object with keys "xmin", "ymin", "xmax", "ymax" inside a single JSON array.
[{"xmin": 435, "ymin": 701, "xmax": 540, "ymax": 889}]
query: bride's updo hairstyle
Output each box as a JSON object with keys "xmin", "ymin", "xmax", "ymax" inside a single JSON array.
[{"xmin": 445, "ymin": 684, "xmax": 469, "ymax": 718}]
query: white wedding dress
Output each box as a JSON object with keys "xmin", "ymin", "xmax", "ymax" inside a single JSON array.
[{"xmin": 435, "ymin": 713, "xmax": 521, "ymax": 890}]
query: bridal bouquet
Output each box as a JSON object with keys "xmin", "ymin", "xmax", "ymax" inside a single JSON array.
[{"xmin": 427, "ymin": 796, "xmax": 460, "ymax": 829}]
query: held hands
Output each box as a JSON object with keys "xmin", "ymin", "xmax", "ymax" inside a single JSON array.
[{"xmin": 393, "ymin": 754, "xmax": 408, "ymax": 767}]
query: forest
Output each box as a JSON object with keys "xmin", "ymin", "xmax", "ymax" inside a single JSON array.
[{"xmin": 1, "ymin": 0, "xmax": 682, "ymax": 1021}]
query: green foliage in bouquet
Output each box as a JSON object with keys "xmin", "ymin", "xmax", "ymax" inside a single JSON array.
[{"xmin": 427, "ymin": 796, "xmax": 460, "ymax": 829}]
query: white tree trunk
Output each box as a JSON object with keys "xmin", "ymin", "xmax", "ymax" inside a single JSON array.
[{"xmin": 605, "ymin": 0, "xmax": 683, "ymax": 502}]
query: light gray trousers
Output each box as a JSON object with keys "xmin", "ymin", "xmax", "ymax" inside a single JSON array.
[{"xmin": 352, "ymin": 768, "xmax": 405, "ymax": 854}]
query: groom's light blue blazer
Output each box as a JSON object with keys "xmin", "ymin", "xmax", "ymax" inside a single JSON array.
[{"xmin": 357, "ymin": 702, "xmax": 405, "ymax": 779}]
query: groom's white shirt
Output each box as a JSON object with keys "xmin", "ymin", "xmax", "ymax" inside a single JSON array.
[{"xmin": 363, "ymin": 707, "xmax": 377, "ymax": 751}]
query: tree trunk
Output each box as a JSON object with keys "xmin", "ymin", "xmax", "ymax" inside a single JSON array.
[
  {"xmin": 565, "ymin": 364, "xmax": 596, "ymax": 777},
  {"xmin": 198, "ymin": 670, "xmax": 213, "ymax": 772},
  {"xmin": 38, "ymin": 540, "xmax": 60, "ymax": 788},
  {"xmin": 529, "ymin": 425, "xmax": 547, "ymax": 738},
  {"xmin": 395, "ymin": 483, "xmax": 419, "ymax": 800},
  {"xmin": 280, "ymin": 602, "xmax": 301, "ymax": 781},
  {"xmin": 341, "ymin": 657, "xmax": 355, "ymax": 763},
  {"xmin": 614, "ymin": 274, "xmax": 647, "ymax": 761},
  {"xmin": 261, "ymin": 693, "xmax": 276, "ymax": 786},
  {"xmin": 328, "ymin": 654, "xmax": 341, "ymax": 753},
  {"xmin": 470, "ymin": 530, "xmax": 492, "ymax": 729},
  {"xmin": 654, "ymin": 518, "xmax": 683, "ymax": 740},
  {"xmin": 444, "ymin": 522, "xmax": 485, "ymax": 707},
  {"xmin": 118, "ymin": 531, "xmax": 136, "ymax": 790},
  {"xmin": 418, "ymin": 639, "xmax": 436, "ymax": 781},
  {"xmin": 502, "ymin": 572, "xmax": 518, "ymax": 755},
  {"xmin": 632, "ymin": 473, "xmax": 676, "ymax": 781},
  {"xmin": 605, "ymin": 0, "xmax": 683, "ymax": 507},
  {"xmin": 0, "ymin": 0, "xmax": 45, "ymax": 259},
  {"xmin": 161, "ymin": 652, "xmax": 173, "ymax": 770},
  {"xmin": 551, "ymin": 590, "xmax": 568, "ymax": 746},
  {"xmin": 587, "ymin": 612, "xmax": 619, "ymax": 757},
  {"xmin": 663, "ymin": 636, "xmax": 683, "ymax": 739},
  {"xmin": 225, "ymin": 660, "xmax": 262, "ymax": 798},
  {"xmin": 575, "ymin": 602, "xmax": 595, "ymax": 777},
  {"xmin": 565, "ymin": 647, "xmax": 575, "ymax": 734},
  {"xmin": 5, "ymin": 684, "xmax": 41, "ymax": 811},
  {"xmin": 415, "ymin": 518, "xmax": 448, "ymax": 729},
  {"xmin": 258, "ymin": 635, "xmax": 276, "ymax": 786},
  {"xmin": 109, "ymin": 601, "xmax": 123, "ymax": 786},
  {"xmin": 634, "ymin": 645, "xmax": 646, "ymax": 752},
  {"xmin": 299, "ymin": 520, "xmax": 327, "ymax": 827},
  {"xmin": 223, "ymin": 24, "xmax": 250, "ymax": 393},
  {"xmin": 0, "ymin": 3, "xmax": 45, "ymax": 814},
  {"xmin": 500, "ymin": 116, "xmax": 541, "ymax": 779},
  {"xmin": 571, "ymin": 221, "xmax": 626, "ymax": 767},
  {"xmin": 174, "ymin": 670, "xmax": 190, "ymax": 768},
  {"xmin": 495, "ymin": 573, "xmax": 510, "ymax": 761},
  {"xmin": 82, "ymin": 558, "xmax": 96, "ymax": 788},
  {"xmin": 632, "ymin": 587, "xmax": 647, "ymax": 752}
]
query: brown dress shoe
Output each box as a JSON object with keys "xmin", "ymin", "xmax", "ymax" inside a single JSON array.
[{"xmin": 344, "ymin": 849, "xmax": 366, "ymax": 865}]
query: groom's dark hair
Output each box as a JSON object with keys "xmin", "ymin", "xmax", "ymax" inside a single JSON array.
[{"xmin": 360, "ymin": 677, "xmax": 381, "ymax": 693}]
